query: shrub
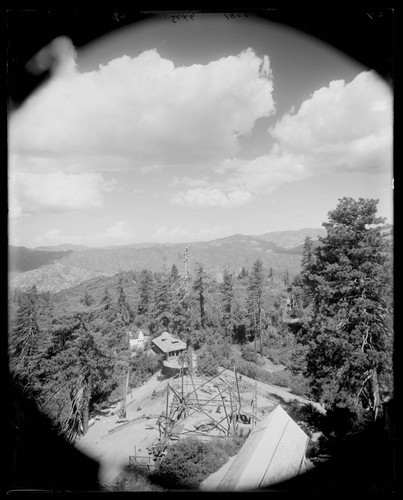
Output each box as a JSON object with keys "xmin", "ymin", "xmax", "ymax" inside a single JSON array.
[
  {"xmin": 211, "ymin": 435, "xmax": 246, "ymax": 457},
  {"xmin": 286, "ymin": 400, "xmax": 325, "ymax": 434},
  {"xmin": 288, "ymin": 373, "xmax": 312, "ymax": 398},
  {"xmin": 196, "ymin": 346, "xmax": 219, "ymax": 377},
  {"xmin": 108, "ymin": 464, "xmax": 164, "ymax": 492},
  {"xmin": 322, "ymin": 402, "xmax": 373, "ymax": 439},
  {"xmin": 241, "ymin": 345, "xmax": 258, "ymax": 363},
  {"xmin": 130, "ymin": 351, "xmax": 162, "ymax": 387},
  {"xmin": 270, "ymin": 370, "xmax": 292, "ymax": 388},
  {"xmin": 151, "ymin": 437, "xmax": 226, "ymax": 489}
]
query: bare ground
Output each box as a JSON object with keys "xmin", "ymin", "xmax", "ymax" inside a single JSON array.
[{"xmin": 74, "ymin": 367, "xmax": 323, "ymax": 488}]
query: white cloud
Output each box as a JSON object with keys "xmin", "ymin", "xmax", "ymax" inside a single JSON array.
[
  {"xmin": 8, "ymin": 153, "xmax": 131, "ymax": 176},
  {"xmin": 270, "ymin": 70, "xmax": 393, "ymax": 172},
  {"xmin": 170, "ymin": 147, "xmax": 309, "ymax": 208},
  {"xmin": 171, "ymin": 70, "xmax": 392, "ymax": 208},
  {"xmin": 154, "ymin": 225, "xmax": 231, "ymax": 242},
  {"xmin": 33, "ymin": 229, "xmax": 81, "ymax": 247},
  {"xmin": 171, "ymin": 187, "xmax": 252, "ymax": 208},
  {"xmin": 9, "ymin": 43, "xmax": 275, "ymax": 219},
  {"xmin": 34, "ymin": 229, "xmax": 61, "ymax": 246},
  {"xmin": 8, "ymin": 171, "xmax": 113, "ymax": 217},
  {"xmin": 98, "ymin": 221, "xmax": 134, "ymax": 246},
  {"xmin": 32, "ymin": 221, "xmax": 135, "ymax": 248},
  {"xmin": 9, "ymin": 45, "xmax": 275, "ymax": 165},
  {"xmin": 170, "ymin": 176, "xmax": 212, "ymax": 188},
  {"xmin": 220, "ymin": 149, "xmax": 310, "ymax": 194}
]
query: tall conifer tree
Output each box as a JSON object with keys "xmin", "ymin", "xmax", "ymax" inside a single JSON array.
[{"xmin": 301, "ymin": 198, "xmax": 393, "ymax": 420}]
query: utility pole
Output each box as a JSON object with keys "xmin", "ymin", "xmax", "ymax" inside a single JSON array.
[
  {"xmin": 165, "ymin": 383, "xmax": 169, "ymax": 438},
  {"xmin": 119, "ymin": 370, "xmax": 129, "ymax": 419},
  {"xmin": 184, "ymin": 246, "xmax": 189, "ymax": 293},
  {"xmin": 118, "ymin": 330, "xmax": 131, "ymax": 419},
  {"xmin": 183, "ymin": 245, "xmax": 194, "ymax": 373},
  {"xmin": 253, "ymin": 300, "xmax": 257, "ymax": 355}
]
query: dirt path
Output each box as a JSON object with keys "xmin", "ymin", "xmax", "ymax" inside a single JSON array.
[
  {"xmin": 75, "ymin": 371, "xmax": 170, "ymax": 485},
  {"xmin": 75, "ymin": 367, "xmax": 323, "ymax": 487},
  {"xmin": 218, "ymin": 367, "xmax": 325, "ymax": 412}
]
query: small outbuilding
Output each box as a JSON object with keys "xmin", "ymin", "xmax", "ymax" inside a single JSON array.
[
  {"xmin": 129, "ymin": 330, "xmax": 149, "ymax": 352},
  {"xmin": 151, "ymin": 331, "xmax": 187, "ymax": 359}
]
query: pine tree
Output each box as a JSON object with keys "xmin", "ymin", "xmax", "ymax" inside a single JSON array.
[
  {"xmin": 9, "ymin": 286, "xmax": 43, "ymax": 390},
  {"xmin": 170, "ymin": 264, "xmax": 179, "ymax": 284},
  {"xmin": 100, "ymin": 287, "xmax": 112, "ymax": 311},
  {"xmin": 192, "ymin": 263, "xmax": 208, "ymax": 329},
  {"xmin": 81, "ymin": 291, "xmax": 94, "ymax": 307},
  {"xmin": 71, "ymin": 316, "xmax": 99, "ymax": 434},
  {"xmin": 170, "ymin": 273, "xmax": 192, "ymax": 345},
  {"xmin": 117, "ymin": 276, "xmax": 133, "ymax": 326},
  {"xmin": 301, "ymin": 198, "xmax": 393, "ymax": 420},
  {"xmin": 137, "ymin": 269, "xmax": 154, "ymax": 318},
  {"xmin": 247, "ymin": 260, "xmax": 265, "ymax": 354},
  {"xmin": 283, "ymin": 266, "xmax": 290, "ymax": 286},
  {"xmin": 154, "ymin": 274, "xmax": 172, "ymax": 330},
  {"xmin": 220, "ymin": 267, "xmax": 234, "ymax": 343},
  {"xmin": 238, "ymin": 267, "xmax": 249, "ymax": 281}
]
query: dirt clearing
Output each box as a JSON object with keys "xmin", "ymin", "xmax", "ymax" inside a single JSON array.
[{"xmin": 75, "ymin": 367, "xmax": 322, "ymax": 487}]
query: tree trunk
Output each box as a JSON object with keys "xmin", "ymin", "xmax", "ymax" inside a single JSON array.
[
  {"xmin": 187, "ymin": 343, "xmax": 193, "ymax": 373},
  {"xmin": 259, "ymin": 305, "xmax": 263, "ymax": 355},
  {"xmin": 82, "ymin": 383, "xmax": 91, "ymax": 436},
  {"xmin": 253, "ymin": 300, "xmax": 257, "ymax": 355},
  {"xmin": 371, "ymin": 369, "xmax": 381, "ymax": 421},
  {"xmin": 119, "ymin": 369, "xmax": 129, "ymax": 419}
]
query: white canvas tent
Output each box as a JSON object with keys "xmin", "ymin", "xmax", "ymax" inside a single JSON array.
[{"xmin": 211, "ymin": 405, "xmax": 309, "ymax": 491}]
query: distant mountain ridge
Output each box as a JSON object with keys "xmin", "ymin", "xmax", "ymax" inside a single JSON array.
[
  {"xmin": 9, "ymin": 246, "xmax": 73, "ymax": 273},
  {"xmin": 34, "ymin": 243, "xmax": 90, "ymax": 252},
  {"xmin": 252, "ymin": 227, "xmax": 327, "ymax": 248},
  {"xmin": 9, "ymin": 228, "xmax": 327, "ymax": 292}
]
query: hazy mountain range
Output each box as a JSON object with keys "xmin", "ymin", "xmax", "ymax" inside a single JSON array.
[{"xmin": 9, "ymin": 228, "xmax": 326, "ymax": 293}]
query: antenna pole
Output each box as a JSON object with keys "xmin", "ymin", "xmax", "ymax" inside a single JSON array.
[{"xmin": 184, "ymin": 246, "xmax": 189, "ymax": 292}]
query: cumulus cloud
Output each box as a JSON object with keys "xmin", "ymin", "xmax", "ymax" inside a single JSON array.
[
  {"xmin": 9, "ymin": 44, "xmax": 275, "ymax": 164},
  {"xmin": 9, "ymin": 42, "xmax": 275, "ymax": 218},
  {"xmin": 270, "ymin": 70, "xmax": 393, "ymax": 172},
  {"xmin": 171, "ymin": 187, "xmax": 252, "ymax": 208},
  {"xmin": 172, "ymin": 70, "xmax": 392, "ymax": 208},
  {"xmin": 154, "ymin": 225, "xmax": 231, "ymax": 242},
  {"xmin": 8, "ymin": 171, "xmax": 114, "ymax": 217},
  {"xmin": 97, "ymin": 221, "xmax": 134, "ymax": 246},
  {"xmin": 170, "ymin": 148, "xmax": 310, "ymax": 208},
  {"xmin": 33, "ymin": 229, "xmax": 80, "ymax": 247},
  {"xmin": 219, "ymin": 149, "xmax": 310, "ymax": 193},
  {"xmin": 33, "ymin": 221, "xmax": 135, "ymax": 247}
]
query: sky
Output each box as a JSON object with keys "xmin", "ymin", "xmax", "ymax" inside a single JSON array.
[{"xmin": 8, "ymin": 12, "xmax": 393, "ymax": 248}]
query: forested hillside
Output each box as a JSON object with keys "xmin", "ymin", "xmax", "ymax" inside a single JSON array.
[
  {"xmin": 9, "ymin": 246, "xmax": 73, "ymax": 273},
  {"xmin": 8, "ymin": 199, "xmax": 393, "ymax": 490},
  {"xmin": 9, "ymin": 229, "xmax": 323, "ymax": 293}
]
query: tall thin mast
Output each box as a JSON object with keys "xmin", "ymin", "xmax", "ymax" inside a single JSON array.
[{"xmin": 184, "ymin": 245, "xmax": 189, "ymax": 292}]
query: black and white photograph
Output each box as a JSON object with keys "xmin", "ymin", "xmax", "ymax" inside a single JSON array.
[{"xmin": 6, "ymin": 8, "xmax": 395, "ymax": 494}]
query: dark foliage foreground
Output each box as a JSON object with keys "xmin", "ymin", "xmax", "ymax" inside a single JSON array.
[{"xmin": 149, "ymin": 436, "xmax": 246, "ymax": 490}]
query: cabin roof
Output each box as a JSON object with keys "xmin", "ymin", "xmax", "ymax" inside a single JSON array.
[{"xmin": 152, "ymin": 331, "xmax": 186, "ymax": 353}]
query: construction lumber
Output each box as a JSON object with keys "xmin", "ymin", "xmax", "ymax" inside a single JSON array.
[
  {"xmin": 185, "ymin": 368, "xmax": 227, "ymax": 399},
  {"xmin": 195, "ymin": 406, "xmax": 228, "ymax": 434},
  {"xmin": 189, "ymin": 370, "xmax": 202, "ymax": 411},
  {"xmin": 193, "ymin": 391, "xmax": 222, "ymax": 410},
  {"xmin": 215, "ymin": 384, "xmax": 230, "ymax": 433},
  {"xmin": 164, "ymin": 383, "xmax": 169, "ymax": 438},
  {"xmin": 229, "ymin": 390, "xmax": 236, "ymax": 435},
  {"xmin": 234, "ymin": 364, "xmax": 242, "ymax": 410},
  {"xmin": 106, "ymin": 415, "xmax": 146, "ymax": 435}
]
